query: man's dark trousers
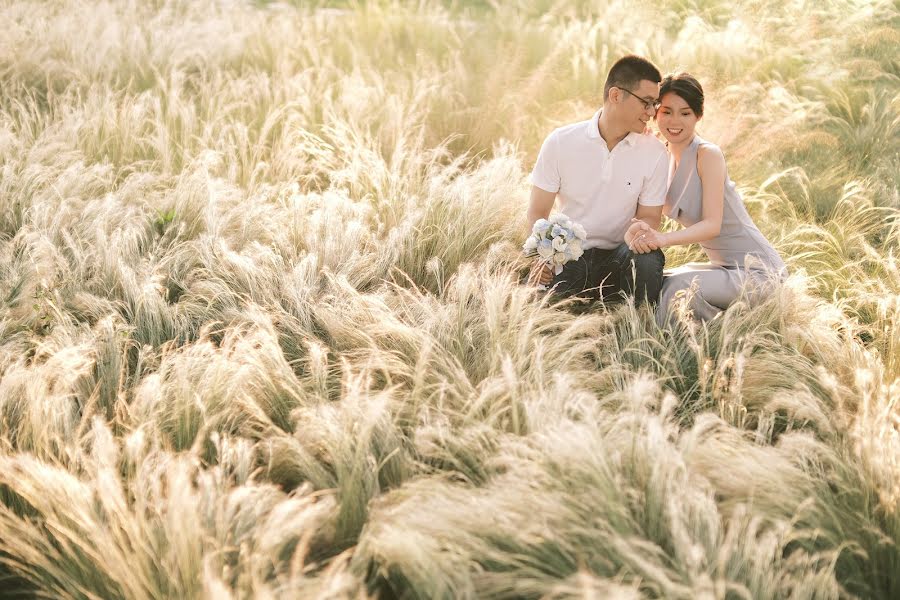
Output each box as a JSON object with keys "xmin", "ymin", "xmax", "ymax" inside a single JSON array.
[{"xmin": 549, "ymin": 242, "xmax": 664, "ymax": 305}]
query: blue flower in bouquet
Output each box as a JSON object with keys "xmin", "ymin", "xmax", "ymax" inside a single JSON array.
[
  {"xmin": 537, "ymin": 238, "xmax": 554, "ymax": 259},
  {"xmin": 523, "ymin": 213, "xmax": 588, "ymax": 279},
  {"xmin": 548, "ymin": 213, "xmax": 573, "ymax": 229}
]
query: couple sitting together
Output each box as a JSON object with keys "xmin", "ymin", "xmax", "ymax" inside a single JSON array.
[{"xmin": 526, "ymin": 55, "xmax": 786, "ymax": 325}]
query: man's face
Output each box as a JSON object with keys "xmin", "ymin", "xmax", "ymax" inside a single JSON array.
[{"xmin": 613, "ymin": 79, "xmax": 661, "ymax": 134}]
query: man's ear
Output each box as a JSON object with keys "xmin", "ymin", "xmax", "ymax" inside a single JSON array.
[{"xmin": 608, "ymin": 87, "xmax": 619, "ymax": 104}]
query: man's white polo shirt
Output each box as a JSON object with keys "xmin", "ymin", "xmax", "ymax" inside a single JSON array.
[{"xmin": 530, "ymin": 109, "xmax": 668, "ymax": 250}]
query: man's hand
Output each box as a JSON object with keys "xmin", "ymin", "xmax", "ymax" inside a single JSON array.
[
  {"xmin": 625, "ymin": 219, "xmax": 649, "ymax": 242},
  {"xmin": 528, "ymin": 260, "xmax": 553, "ymax": 286}
]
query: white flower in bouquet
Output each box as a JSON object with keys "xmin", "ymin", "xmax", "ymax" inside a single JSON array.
[
  {"xmin": 537, "ymin": 238, "xmax": 554, "ymax": 259},
  {"xmin": 522, "ymin": 213, "xmax": 588, "ymax": 283},
  {"xmin": 572, "ymin": 223, "xmax": 587, "ymax": 240}
]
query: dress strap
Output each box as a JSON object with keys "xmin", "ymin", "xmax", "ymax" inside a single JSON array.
[{"xmin": 664, "ymin": 136, "xmax": 701, "ymax": 217}]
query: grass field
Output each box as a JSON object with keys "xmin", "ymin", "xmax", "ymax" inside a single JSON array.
[{"xmin": 0, "ymin": 0, "xmax": 898, "ymax": 597}]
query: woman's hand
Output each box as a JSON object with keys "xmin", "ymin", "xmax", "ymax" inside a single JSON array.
[{"xmin": 625, "ymin": 219, "xmax": 649, "ymax": 244}]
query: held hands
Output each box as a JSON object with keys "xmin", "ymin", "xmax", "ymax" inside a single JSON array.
[{"xmin": 625, "ymin": 219, "xmax": 665, "ymax": 254}]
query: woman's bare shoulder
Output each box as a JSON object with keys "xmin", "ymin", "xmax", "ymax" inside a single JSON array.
[{"xmin": 696, "ymin": 141, "xmax": 726, "ymax": 175}]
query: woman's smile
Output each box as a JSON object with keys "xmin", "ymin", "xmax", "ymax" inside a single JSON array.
[{"xmin": 656, "ymin": 91, "xmax": 699, "ymax": 145}]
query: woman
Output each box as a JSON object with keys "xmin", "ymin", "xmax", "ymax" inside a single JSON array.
[{"xmin": 624, "ymin": 72, "xmax": 786, "ymax": 325}]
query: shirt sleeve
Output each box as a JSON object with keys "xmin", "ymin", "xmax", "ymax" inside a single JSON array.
[
  {"xmin": 529, "ymin": 130, "xmax": 561, "ymax": 193},
  {"xmin": 638, "ymin": 148, "xmax": 667, "ymax": 206}
]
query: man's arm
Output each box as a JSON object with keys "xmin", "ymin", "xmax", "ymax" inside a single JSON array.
[
  {"xmin": 527, "ymin": 129, "xmax": 560, "ymax": 285},
  {"xmin": 526, "ymin": 185, "xmax": 556, "ymax": 233},
  {"xmin": 528, "ymin": 130, "xmax": 560, "ymax": 230},
  {"xmin": 629, "ymin": 145, "xmax": 668, "ymax": 253},
  {"xmin": 634, "ymin": 202, "xmax": 662, "ymax": 231},
  {"xmin": 526, "ymin": 185, "xmax": 557, "ymax": 285}
]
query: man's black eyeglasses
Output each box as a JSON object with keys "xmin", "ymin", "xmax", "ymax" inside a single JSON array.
[{"xmin": 617, "ymin": 87, "xmax": 661, "ymax": 111}]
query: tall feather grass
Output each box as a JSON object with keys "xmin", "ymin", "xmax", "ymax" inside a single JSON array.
[{"xmin": 0, "ymin": 0, "xmax": 897, "ymax": 597}]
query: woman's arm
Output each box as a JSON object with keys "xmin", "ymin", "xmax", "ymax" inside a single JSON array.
[{"xmin": 654, "ymin": 146, "xmax": 726, "ymax": 248}]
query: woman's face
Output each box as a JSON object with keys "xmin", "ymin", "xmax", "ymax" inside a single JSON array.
[{"xmin": 655, "ymin": 92, "xmax": 699, "ymax": 145}]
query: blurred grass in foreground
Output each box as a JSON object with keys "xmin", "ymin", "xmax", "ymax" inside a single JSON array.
[{"xmin": 0, "ymin": 0, "xmax": 898, "ymax": 597}]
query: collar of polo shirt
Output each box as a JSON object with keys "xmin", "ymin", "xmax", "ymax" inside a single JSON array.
[{"xmin": 586, "ymin": 109, "xmax": 640, "ymax": 147}]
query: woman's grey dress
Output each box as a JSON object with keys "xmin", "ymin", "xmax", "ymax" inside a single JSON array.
[{"xmin": 657, "ymin": 135, "xmax": 786, "ymax": 325}]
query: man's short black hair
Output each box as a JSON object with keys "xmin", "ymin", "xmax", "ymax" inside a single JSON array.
[{"xmin": 603, "ymin": 55, "xmax": 662, "ymax": 101}]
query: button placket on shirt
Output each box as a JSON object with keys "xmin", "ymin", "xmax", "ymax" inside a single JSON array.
[{"xmin": 598, "ymin": 145, "xmax": 613, "ymax": 184}]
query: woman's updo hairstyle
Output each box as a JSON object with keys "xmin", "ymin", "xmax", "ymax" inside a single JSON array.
[{"xmin": 659, "ymin": 72, "xmax": 704, "ymax": 117}]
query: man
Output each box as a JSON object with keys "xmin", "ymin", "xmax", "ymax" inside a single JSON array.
[{"xmin": 527, "ymin": 55, "xmax": 667, "ymax": 306}]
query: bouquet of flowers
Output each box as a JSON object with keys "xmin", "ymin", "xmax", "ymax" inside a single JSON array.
[{"xmin": 523, "ymin": 213, "xmax": 587, "ymax": 280}]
